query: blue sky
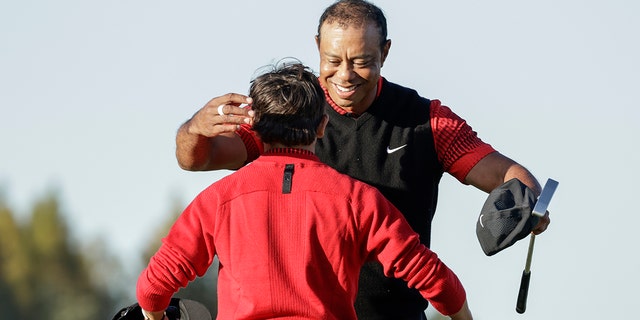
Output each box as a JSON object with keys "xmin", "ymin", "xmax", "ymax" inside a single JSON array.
[{"xmin": 1, "ymin": 1, "xmax": 638, "ymax": 318}]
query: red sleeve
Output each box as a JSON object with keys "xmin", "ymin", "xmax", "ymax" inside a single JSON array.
[
  {"xmin": 360, "ymin": 186, "xmax": 466, "ymax": 315},
  {"xmin": 136, "ymin": 193, "xmax": 217, "ymax": 312},
  {"xmin": 430, "ymin": 100, "xmax": 496, "ymax": 183},
  {"xmin": 236, "ymin": 123, "xmax": 263, "ymax": 163}
]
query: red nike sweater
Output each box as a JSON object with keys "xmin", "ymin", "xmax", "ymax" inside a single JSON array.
[{"xmin": 137, "ymin": 149, "xmax": 466, "ymax": 319}]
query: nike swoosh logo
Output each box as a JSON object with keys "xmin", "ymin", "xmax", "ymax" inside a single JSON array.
[
  {"xmin": 386, "ymin": 144, "xmax": 407, "ymax": 154},
  {"xmin": 479, "ymin": 214, "xmax": 485, "ymax": 228}
]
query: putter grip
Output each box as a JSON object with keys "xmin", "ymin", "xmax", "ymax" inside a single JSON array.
[{"xmin": 516, "ymin": 270, "xmax": 531, "ymax": 314}]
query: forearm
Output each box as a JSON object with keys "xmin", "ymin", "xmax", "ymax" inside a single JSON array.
[
  {"xmin": 136, "ymin": 263, "xmax": 181, "ymax": 314},
  {"xmin": 176, "ymin": 119, "xmax": 250, "ymax": 171},
  {"xmin": 175, "ymin": 94, "xmax": 254, "ymax": 171},
  {"xmin": 385, "ymin": 245, "xmax": 470, "ymax": 318},
  {"xmin": 503, "ymin": 162, "xmax": 541, "ymax": 196},
  {"xmin": 175, "ymin": 120, "xmax": 215, "ymax": 171},
  {"xmin": 380, "ymin": 239, "xmax": 467, "ymax": 315},
  {"xmin": 137, "ymin": 235, "xmax": 200, "ymax": 312},
  {"xmin": 411, "ymin": 254, "xmax": 467, "ymax": 316},
  {"xmin": 465, "ymin": 152, "xmax": 541, "ymax": 195},
  {"xmin": 365, "ymin": 200, "xmax": 467, "ymax": 315}
]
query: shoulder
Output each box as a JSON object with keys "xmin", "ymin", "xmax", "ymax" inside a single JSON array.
[
  {"xmin": 381, "ymin": 80, "xmax": 463, "ymax": 120},
  {"xmin": 380, "ymin": 78, "xmax": 428, "ymax": 104},
  {"xmin": 376, "ymin": 78, "xmax": 432, "ymax": 125},
  {"xmin": 306, "ymin": 161, "xmax": 382, "ymax": 197}
]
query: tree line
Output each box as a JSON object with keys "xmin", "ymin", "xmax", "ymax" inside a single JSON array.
[{"xmin": 0, "ymin": 189, "xmax": 217, "ymax": 319}]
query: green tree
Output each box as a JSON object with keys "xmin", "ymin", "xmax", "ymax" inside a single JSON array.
[
  {"xmin": 0, "ymin": 199, "xmax": 29, "ymax": 318},
  {"xmin": 0, "ymin": 189, "xmax": 120, "ymax": 319},
  {"xmin": 28, "ymin": 192, "xmax": 117, "ymax": 319}
]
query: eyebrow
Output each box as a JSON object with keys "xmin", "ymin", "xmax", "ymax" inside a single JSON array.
[{"xmin": 322, "ymin": 51, "xmax": 376, "ymax": 61}]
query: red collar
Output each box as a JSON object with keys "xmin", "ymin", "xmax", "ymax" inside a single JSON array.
[{"xmin": 264, "ymin": 148, "xmax": 316, "ymax": 158}]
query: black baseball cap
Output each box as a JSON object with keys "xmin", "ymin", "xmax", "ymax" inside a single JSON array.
[
  {"xmin": 112, "ymin": 298, "xmax": 212, "ymax": 320},
  {"xmin": 476, "ymin": 178, "xmax": 540, "ymax": 256}
]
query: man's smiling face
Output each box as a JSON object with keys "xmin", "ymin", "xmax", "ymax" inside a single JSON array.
[{"xmin": 316, "ymin": 21, "xmax": 390, "ymax": 114}]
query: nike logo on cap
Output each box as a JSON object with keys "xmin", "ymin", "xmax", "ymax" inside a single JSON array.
[{"xmin": 386, "ymin": 144, "xmax": 407, "ymax": 154}]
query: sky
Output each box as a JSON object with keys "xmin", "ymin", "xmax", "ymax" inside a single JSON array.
[{"xmin": 1, "ymin": 0, "xmax": 639, "ymax": 319}]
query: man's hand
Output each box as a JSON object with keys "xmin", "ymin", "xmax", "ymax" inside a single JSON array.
[
  {"xmin": 532, "ymin": 211, "xmax": 551, "ymax": 235},
  {"xmin": 186, "ymin": 93, "xmax": 254, "ymax": 138},
  {"xmin": 176, "ymin": 93, "xmax": 254, "ymax": 171}
]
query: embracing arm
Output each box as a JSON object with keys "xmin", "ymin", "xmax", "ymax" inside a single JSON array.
[
  {"xmin": 176, "ymin": 93, "xmax": 253, "ymax": 171},
  {"xmin": 176, "ymin": 120, "xmax": 248, "ymax": 171},
  {"xmin": 431, "ymin": 101, "xmax": 549, "ymax": 234},
  {"xmin": 431, "ymin": 100, "xmax": 540, "ymax": 195}
]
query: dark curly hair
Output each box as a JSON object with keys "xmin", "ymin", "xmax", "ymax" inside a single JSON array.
[{"xmin": 249, "ymin": 60, "xmax": 325, "ymax": 147}]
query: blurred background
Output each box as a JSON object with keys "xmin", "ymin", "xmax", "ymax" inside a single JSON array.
[{"xmin": 1, "ymin": 0, "xmax": 638, "ymax": 319}]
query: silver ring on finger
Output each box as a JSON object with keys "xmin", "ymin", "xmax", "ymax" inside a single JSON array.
[{"xmin": 217, "ymin": 104, "xmax": 226, "ymax": 116}]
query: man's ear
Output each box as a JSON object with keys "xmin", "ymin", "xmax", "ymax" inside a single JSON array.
[
  {"xmin": 316, "ymin": 114, "xmax": 329, "ymax": 138},
  {"xmin": 381, "ymin": 39, "xmax": 391, "ymax": 67}
]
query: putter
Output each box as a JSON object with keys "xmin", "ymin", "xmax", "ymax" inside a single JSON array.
[{"xmin": 516, "ymin": 178, "xmax": 558, "ymax": 314}]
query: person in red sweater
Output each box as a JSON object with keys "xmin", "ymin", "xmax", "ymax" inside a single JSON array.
[{"xmin": 137, "ymin": 61, "xmax": 473, "ymax": 320}]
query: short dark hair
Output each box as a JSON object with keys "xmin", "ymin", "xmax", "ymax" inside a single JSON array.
[
  {"xmin": 317, "ymin": 0, "xmax": 388, "ymax": 49},
  {"xmin": 249, "ymin": 60, "xmax": 325, "ymax": 147}
]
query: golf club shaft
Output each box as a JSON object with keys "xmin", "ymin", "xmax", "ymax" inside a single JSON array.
[
  {"xmin": 524, "ymin": 234, "xmax": 536, "ymax": 272},
  {"xmin": 516, "ymin": 234, "xmax": 536, "ymax": 314}
]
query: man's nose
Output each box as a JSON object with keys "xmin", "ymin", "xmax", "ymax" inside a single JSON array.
[{"xmin": 335, "ymin": 62, "xmax": 355, "ymax": 81}]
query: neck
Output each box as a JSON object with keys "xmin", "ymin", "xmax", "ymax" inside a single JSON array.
[{"xmin": 264, "ymin": 141, "xmax": 316, "ymax": 153}]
